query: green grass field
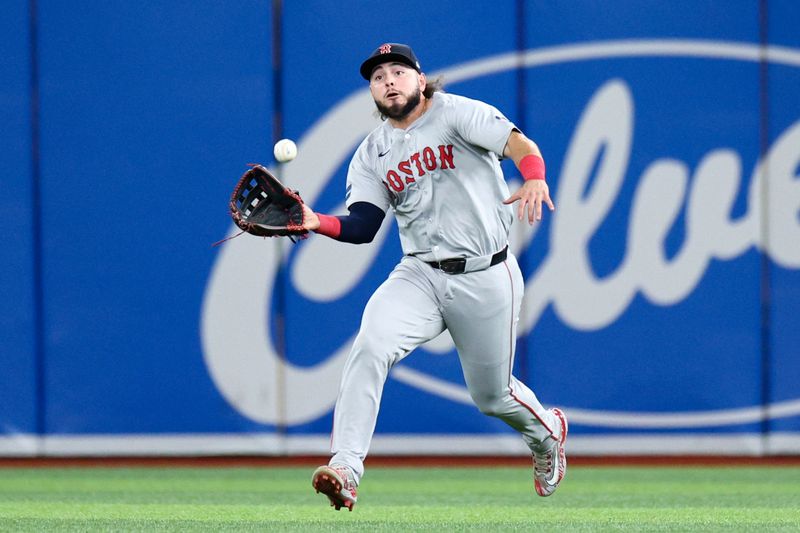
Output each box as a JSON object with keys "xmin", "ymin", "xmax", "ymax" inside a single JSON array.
[{"xmin": 0, "ymin": 465, "xmax": 798, "ymax": 531}]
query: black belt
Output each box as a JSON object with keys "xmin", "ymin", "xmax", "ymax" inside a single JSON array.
[{"xmin": 426, "ymin": 246, "xmax": 508, "ymax": 275}]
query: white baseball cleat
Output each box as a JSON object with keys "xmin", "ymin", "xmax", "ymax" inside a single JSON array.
[
  {"xmin": 532, "ymin": 407, "xmax": 568, "ymax": 497},
  {"xmin": 312, "ymin": 464, "xmax": 358, "ymax": 511}
]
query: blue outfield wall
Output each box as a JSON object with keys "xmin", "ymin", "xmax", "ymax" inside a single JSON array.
[
  {"xmin": 1, "ymin": 0, "xmax": 798, "ymax": 456},
  {"xmin": 0, "ymin": 1, "xmax": 37, "ymax": 448}
]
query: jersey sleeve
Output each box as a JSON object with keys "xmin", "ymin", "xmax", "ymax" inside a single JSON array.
[
  {"xmin": 345, "ymin": 139, "xmax": 392, "ymax": 211},
  {"xmin": 449, "ymin": 95, "xmax": 517, "ymax": 157}
]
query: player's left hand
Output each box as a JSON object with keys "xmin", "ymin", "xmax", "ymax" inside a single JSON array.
[{"xmin": 503, "ymin": 180, "xmax": 555, "ymax": 224}]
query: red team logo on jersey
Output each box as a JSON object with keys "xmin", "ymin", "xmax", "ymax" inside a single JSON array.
[{"xmin": 384, "ymin": 144, "xmax": 455, "ymax": 192}]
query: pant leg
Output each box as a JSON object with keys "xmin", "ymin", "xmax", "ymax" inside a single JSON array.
[
  {"xmin": 443, "ymin": 254, "xmax": 558, "ymax": 449},
  {"xmin": 330, "ymin": 259, "xmax": 445, "ymax": 483}
]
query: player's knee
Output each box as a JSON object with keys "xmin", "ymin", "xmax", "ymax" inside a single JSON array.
[
  {"xmin": 350, "ymin": 332, "xmax": 396, "ymax": 367},
  {"xmin": 473, "ymin": 394, "xmax": 509, "ymax": 418}
]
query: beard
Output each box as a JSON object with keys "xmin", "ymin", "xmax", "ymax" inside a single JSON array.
[{"xmin": 374, "ymin": 86, "xmax": 422, "ymax": 121}]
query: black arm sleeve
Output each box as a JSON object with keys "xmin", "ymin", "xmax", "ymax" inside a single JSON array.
[{"xmin": 335, "ymin": 201, "xmax": 386, "ymax": 244}]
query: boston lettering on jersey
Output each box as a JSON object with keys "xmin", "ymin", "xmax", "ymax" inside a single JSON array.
[{"xmin": 384, "ymin": 144, "xmax": 455, "ymax": 192}]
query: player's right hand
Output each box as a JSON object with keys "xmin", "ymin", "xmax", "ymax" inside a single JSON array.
[{"xmin": 301, "ymin": 204, "xmax": 321, "ymax": 231}]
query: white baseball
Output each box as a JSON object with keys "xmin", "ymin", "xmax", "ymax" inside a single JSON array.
[{"xmin": 274, "ymin": 138, "xmax": 298, "ymax": 163}]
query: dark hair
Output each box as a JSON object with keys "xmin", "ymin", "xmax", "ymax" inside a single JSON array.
[{"xmin": 423, "ymin": 76, "xmax": 444, "ymax": 98}]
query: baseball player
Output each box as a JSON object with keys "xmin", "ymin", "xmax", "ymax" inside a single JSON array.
[{"xmin": 303, "ymin": 43, "xmax": 567, "ymax": 511}]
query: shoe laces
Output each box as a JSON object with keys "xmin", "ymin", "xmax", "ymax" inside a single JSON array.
[
  {"xmin": 534, "ymin": 449, "xmax": 554, "ymax": 477},
  {"xmin": 330, "ymin": 465, "xmax": 357, "ymax": 492}
]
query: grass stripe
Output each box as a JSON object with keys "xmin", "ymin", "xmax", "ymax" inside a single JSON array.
[{"xmin": 0, "ymin": 466, "xmax": 797, "ymax": 531}]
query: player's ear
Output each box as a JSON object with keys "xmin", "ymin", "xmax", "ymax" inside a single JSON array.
[{"xmin": 419, "ymin": 72, "xmax": 427, "ymax": 92}]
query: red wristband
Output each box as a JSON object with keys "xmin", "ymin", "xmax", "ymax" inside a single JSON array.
[
  {"xmin": 519, "ymin": 154, "xmax": 546, "ymax": 181},
  {"xmin": 315, "ymin": 214, "xmax": 341, "ymax": 238}
]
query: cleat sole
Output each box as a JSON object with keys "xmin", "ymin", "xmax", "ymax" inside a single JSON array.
[{"xmin": 312, "ymin": 466, "xmax": 356, "ymax": 511}]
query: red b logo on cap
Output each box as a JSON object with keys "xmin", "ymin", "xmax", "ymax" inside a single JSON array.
[{"xmin": 379, "ymin": 44, "xmax": 392, "ymax": 54}]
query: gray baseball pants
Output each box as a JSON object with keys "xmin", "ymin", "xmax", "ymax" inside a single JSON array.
[{"xmin": 329, "ymin": 252, "xmax": 558, "ymax": 483}]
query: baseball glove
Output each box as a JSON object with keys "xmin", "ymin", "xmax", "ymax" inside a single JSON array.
[{"xmin": 228, "ymin": 164, "xmax": 307, "ymax": 238}]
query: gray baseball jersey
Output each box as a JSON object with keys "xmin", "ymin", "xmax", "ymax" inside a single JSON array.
[
  {"xmin": 329, "ymin": 91, "xmax": 560, "ymax": 484},
  {"xmin": 346, "ymin": 92, "xmax": 514, "ymax": 261}
]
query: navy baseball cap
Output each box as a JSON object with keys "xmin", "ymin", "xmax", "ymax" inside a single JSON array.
[{"xmin": 360, "ymin": 43, "xmax": 422, "ymax": 80}]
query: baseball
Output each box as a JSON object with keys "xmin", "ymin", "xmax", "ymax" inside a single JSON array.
[{"xmin": 274, "ymin": 138, "xmax": 298, "ymax": 163}]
